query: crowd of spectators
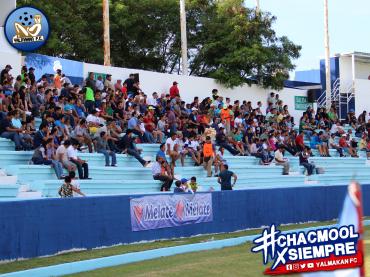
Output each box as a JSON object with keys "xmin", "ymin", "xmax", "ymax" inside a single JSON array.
[{"xmin": 1, "ymin": 64, "xmax": 369, "ymax": 192}]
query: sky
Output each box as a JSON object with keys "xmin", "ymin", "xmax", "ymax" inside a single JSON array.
[{"xmin": 244, "ymin": 0, "xmax": 370, "ymax": 71}]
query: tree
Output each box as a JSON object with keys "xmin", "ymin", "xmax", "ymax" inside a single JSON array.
[
  {"xmin": 17, "ymin": 0, "xmax": 301, "ymax": 90},
  {"xmin": 189, "ymin": 0, "xmax": 301, "ymax": 89}
]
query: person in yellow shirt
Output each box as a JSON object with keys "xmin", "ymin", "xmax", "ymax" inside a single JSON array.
[{"xmin": 189, "ymin": 176, "xmax": 199, "ymax": 192}]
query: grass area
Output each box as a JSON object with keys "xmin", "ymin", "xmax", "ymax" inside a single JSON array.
[
  {"xmin": 0, "ymin": 220, "xmax": 337, "ymax": 274},
  {"xmin": 70, "ymin": 227, "xmax": 370, "ymax": 277}
]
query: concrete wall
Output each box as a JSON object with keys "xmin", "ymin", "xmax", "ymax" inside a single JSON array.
[
  {"xmin": 1, "ymin": 185, "xmax": 369, "ymax": 261},
  {"xmin": 83, "ymin": 62, "xmax": 307, "ymax": 123},
  {"xmin": 355, "ymin": 78, "xmax": 370, "ymax": 116}
]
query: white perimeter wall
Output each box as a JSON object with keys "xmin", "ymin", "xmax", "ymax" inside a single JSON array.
[
  {"xmin": 355, "ymin": 79, "xmax": 370, "ymax": 116},
  {"xmin": 0, "ymin": 29, "xmax": 21, "ymax": 78},
  {"xmin": 83, "ymin": 62, "xmax": 307, "ymax": 123}
]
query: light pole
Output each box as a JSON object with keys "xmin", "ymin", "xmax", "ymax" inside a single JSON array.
[
  {"xmin": 179, "ymin": 0, "xmax": 188, "ymax": 75},
  {"xmin": 102, "ymin": 0, "xmax": 111, "ymax": 66},
  {"xmin": 256, "ymin": 0, "xmax": 260, "ymax": 14},
  {"xmin": 324, "ymin": 0, "xmax": 331, "ymax": 109}
]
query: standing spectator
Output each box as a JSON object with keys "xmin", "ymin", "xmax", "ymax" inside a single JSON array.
[
  {"xmin": 203, "ymin": 136, "xmax": 215, "ymax": 177},
  {"xmin": 83, "ymin": 86, "xmax": 95, "ymax": 113},
  {"xmin": 96, "ymin": 131, "xmax": 117, "ymax": 167},
  {"xmin": 274, "ymin": 145, "xmax": 290, "ymax": 175},
  {"xmin": 67, "ymin": 140, "xmax": 90, "ymax": 179},
  {"xmin": 54, "ymin": 69, "xmax": 62, "ymax": 91},
  {"xmin": 58, "ymin": 176, "xmax": 85, "ymax": 198},
  {"xmin": 166, "ymin": 107, "xmax": 177, "ymax": 133},
  {"xmin": 104, "ymin": 74, "xmax": 114, "ymax": 91},
  {"xmin": 169, "ymin": 81, "xmax": 180, "ymax": 99},
  {"xmin": 124, "ymin": 74, "xmax": 135, "ymax": 94},
  {"xmin": 152, "ymin": 156, "xmax": 173, "ymax": 191},
  {"xmin": 217, "ymin": 164, "xmax": 237, "ymax": 191},
  {"xmin": 95, "ymin": 75, "xmax": 104, "ymax": 91},
  {"xmin": 220, "ymin": 105, "xmax": 232, "ymax": 134},
  {"xmin": 1, "ymin": 65, "xmax": 12, "ymax": 84},
  {"xmin": 299, "ymin": 146, "xmax": 315, "ymax": 176}
]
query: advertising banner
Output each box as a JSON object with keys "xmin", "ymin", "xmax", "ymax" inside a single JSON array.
[{"xmin": 130, "ymin": 193, "xmax": 213, "ymax": 231}]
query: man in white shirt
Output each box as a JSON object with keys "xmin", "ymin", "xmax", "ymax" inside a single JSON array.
[
  {"xmin": 67, "ymin": 140, "xmax": 90, "ymax": 179},
  {"xmin": 166, "ymin": 133, "xmax": 180, "ymax": 168},
  {"xmin": 95, "ymin": 76, "xmax": 104, "ymax": 91},
  {"xmin": 56, "ymin": 140, "xmax": 76, "ymax": 172},
  {"xmin": 152, "ymin": 156, "xmax": 173, "ymax": 191},
  {"xmin": 330, "ymin": 121, "xmax": 345, "ymax": 135},
  {"xmin": 274, "ymin": 145, "xmax": 290, "ymax": 175},
  {"xmin": 147, "ymin": 92, "xmax": 159, "ymax": 107}
]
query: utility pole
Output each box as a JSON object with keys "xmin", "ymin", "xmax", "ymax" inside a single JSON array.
[
  {"xmin": 179, "ymin": 0, "xmax": 188, "ymax": 75},
  {"xmin": 256, "ymin": 0, "xmax": 260, "ymax": 14},
  {"xmin": 324, "ymin": 0, "xmax": 331, "ymax": 109},
  {"xmin": 102, "ymin": 0, "xmax": 111, "ymax": 66}
]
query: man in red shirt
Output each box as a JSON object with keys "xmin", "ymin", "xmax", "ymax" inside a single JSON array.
[
  {"xmin": 169, "ymin": 81, "xmax": 180, "ymax": 99},
  {"xmin": 295, "ymin": 131, "xmax": 305, "ymax": 152}
]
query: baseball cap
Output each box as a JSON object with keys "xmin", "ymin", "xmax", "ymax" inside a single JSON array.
[
  {"xmin": 173, "ymin": 81, "xmax": 178, "ymax": 85},
  {"xmin": 180, "ymin": 178, "xmax": 188, "ymax": 183},
  {"xmin": 223, "ymin": 104, "xmax": 227, "ymax": 109},
  {"xmin": 5, "ymin": 65, "xmax": 12, "ymax": 69}
]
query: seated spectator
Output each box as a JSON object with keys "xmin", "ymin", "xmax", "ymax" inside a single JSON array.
[
  {"xmin": 152, "ymin": 155, "xmax": 173, "ymax": 191},
  {"xmin": 215, "ymin": 127, "xmax": 239, "ymax": 156},
  {"xmin": 67, "ymin": 140, "xmax": 91, "ymax": 179},
  {"xmin": 56, "ymin": 140, "xmax": 76, "ymax": 173},
  {"xmin": 173, "ymin": 180, "xmax": 186, "ymax": 193},
  {"xmin": 310, "ymin": 132, "xmax": 325, "ymax": 157},
  {"xmin": 330, "ymin": 121, "xmax": 345, "ymax": 136},
  {"xmin": 32, "ymin": 138, "xmax": 65, "ymax": 179},
  {"xmin": 217, "ymin": 164, "xmax": 237, "ymax": 191},
  {"xmin": 366, "ymin": 138, "xmax": 370, "ymax": 160},
  {"xmin": 0, "ymin": 111, "xmax": 28, "ymax": 150},
  {"xmin": 189, "ymin": 176, "xmax": 198, "ymax": 193},
  {"xmin": 339, "ymin": 134, "xmax": 358, "ymax": 158},
  {"xmin": 274, "ymin": 145, "xmax": 290, "ymax": 175},
  {"xmin": 119, "ymin": 129, "xmax": 150, "ymax": 167},
  {"xmin": 180, "ymin": 178, "xmax": 192, "ymax": 193},
  {"xmin": 72, "ymin": 119, "xmax": 93, "ymax": 153},
  {"xmin": 166, "ymin": 133, "xmax": 180, "ymax": 168},
  {"xmin": 58, "ymin": 176, "xmax": 85, "ymax": 198},
  {"xmin": 299, "ymin": 146, "xmax": 315, "ymax": 176},
  {"xmin": 96, "ymin": 131, "xmax": 117, "ymax": 167},
  {"xmin": 328, "ymin": 133, "xmax": 344, "ymax": 157}
]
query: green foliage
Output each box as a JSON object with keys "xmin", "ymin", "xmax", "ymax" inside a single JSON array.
[{"xmin": 17, "ymin": 0, "xmax": 301, "ymax": 89}]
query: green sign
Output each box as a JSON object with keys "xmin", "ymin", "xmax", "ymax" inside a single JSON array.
[
  {"xmin": 88, "ymin": 72, "xmax": 107, "ymax": 80},
  {"xmin": 295, "ymin": 96, "xmax": 310, "ymax": 110}
]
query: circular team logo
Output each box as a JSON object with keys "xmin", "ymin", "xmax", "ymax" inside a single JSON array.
[{"xmin": 4, "ymin": 6, "xmax": 50, "ymax": 52}]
